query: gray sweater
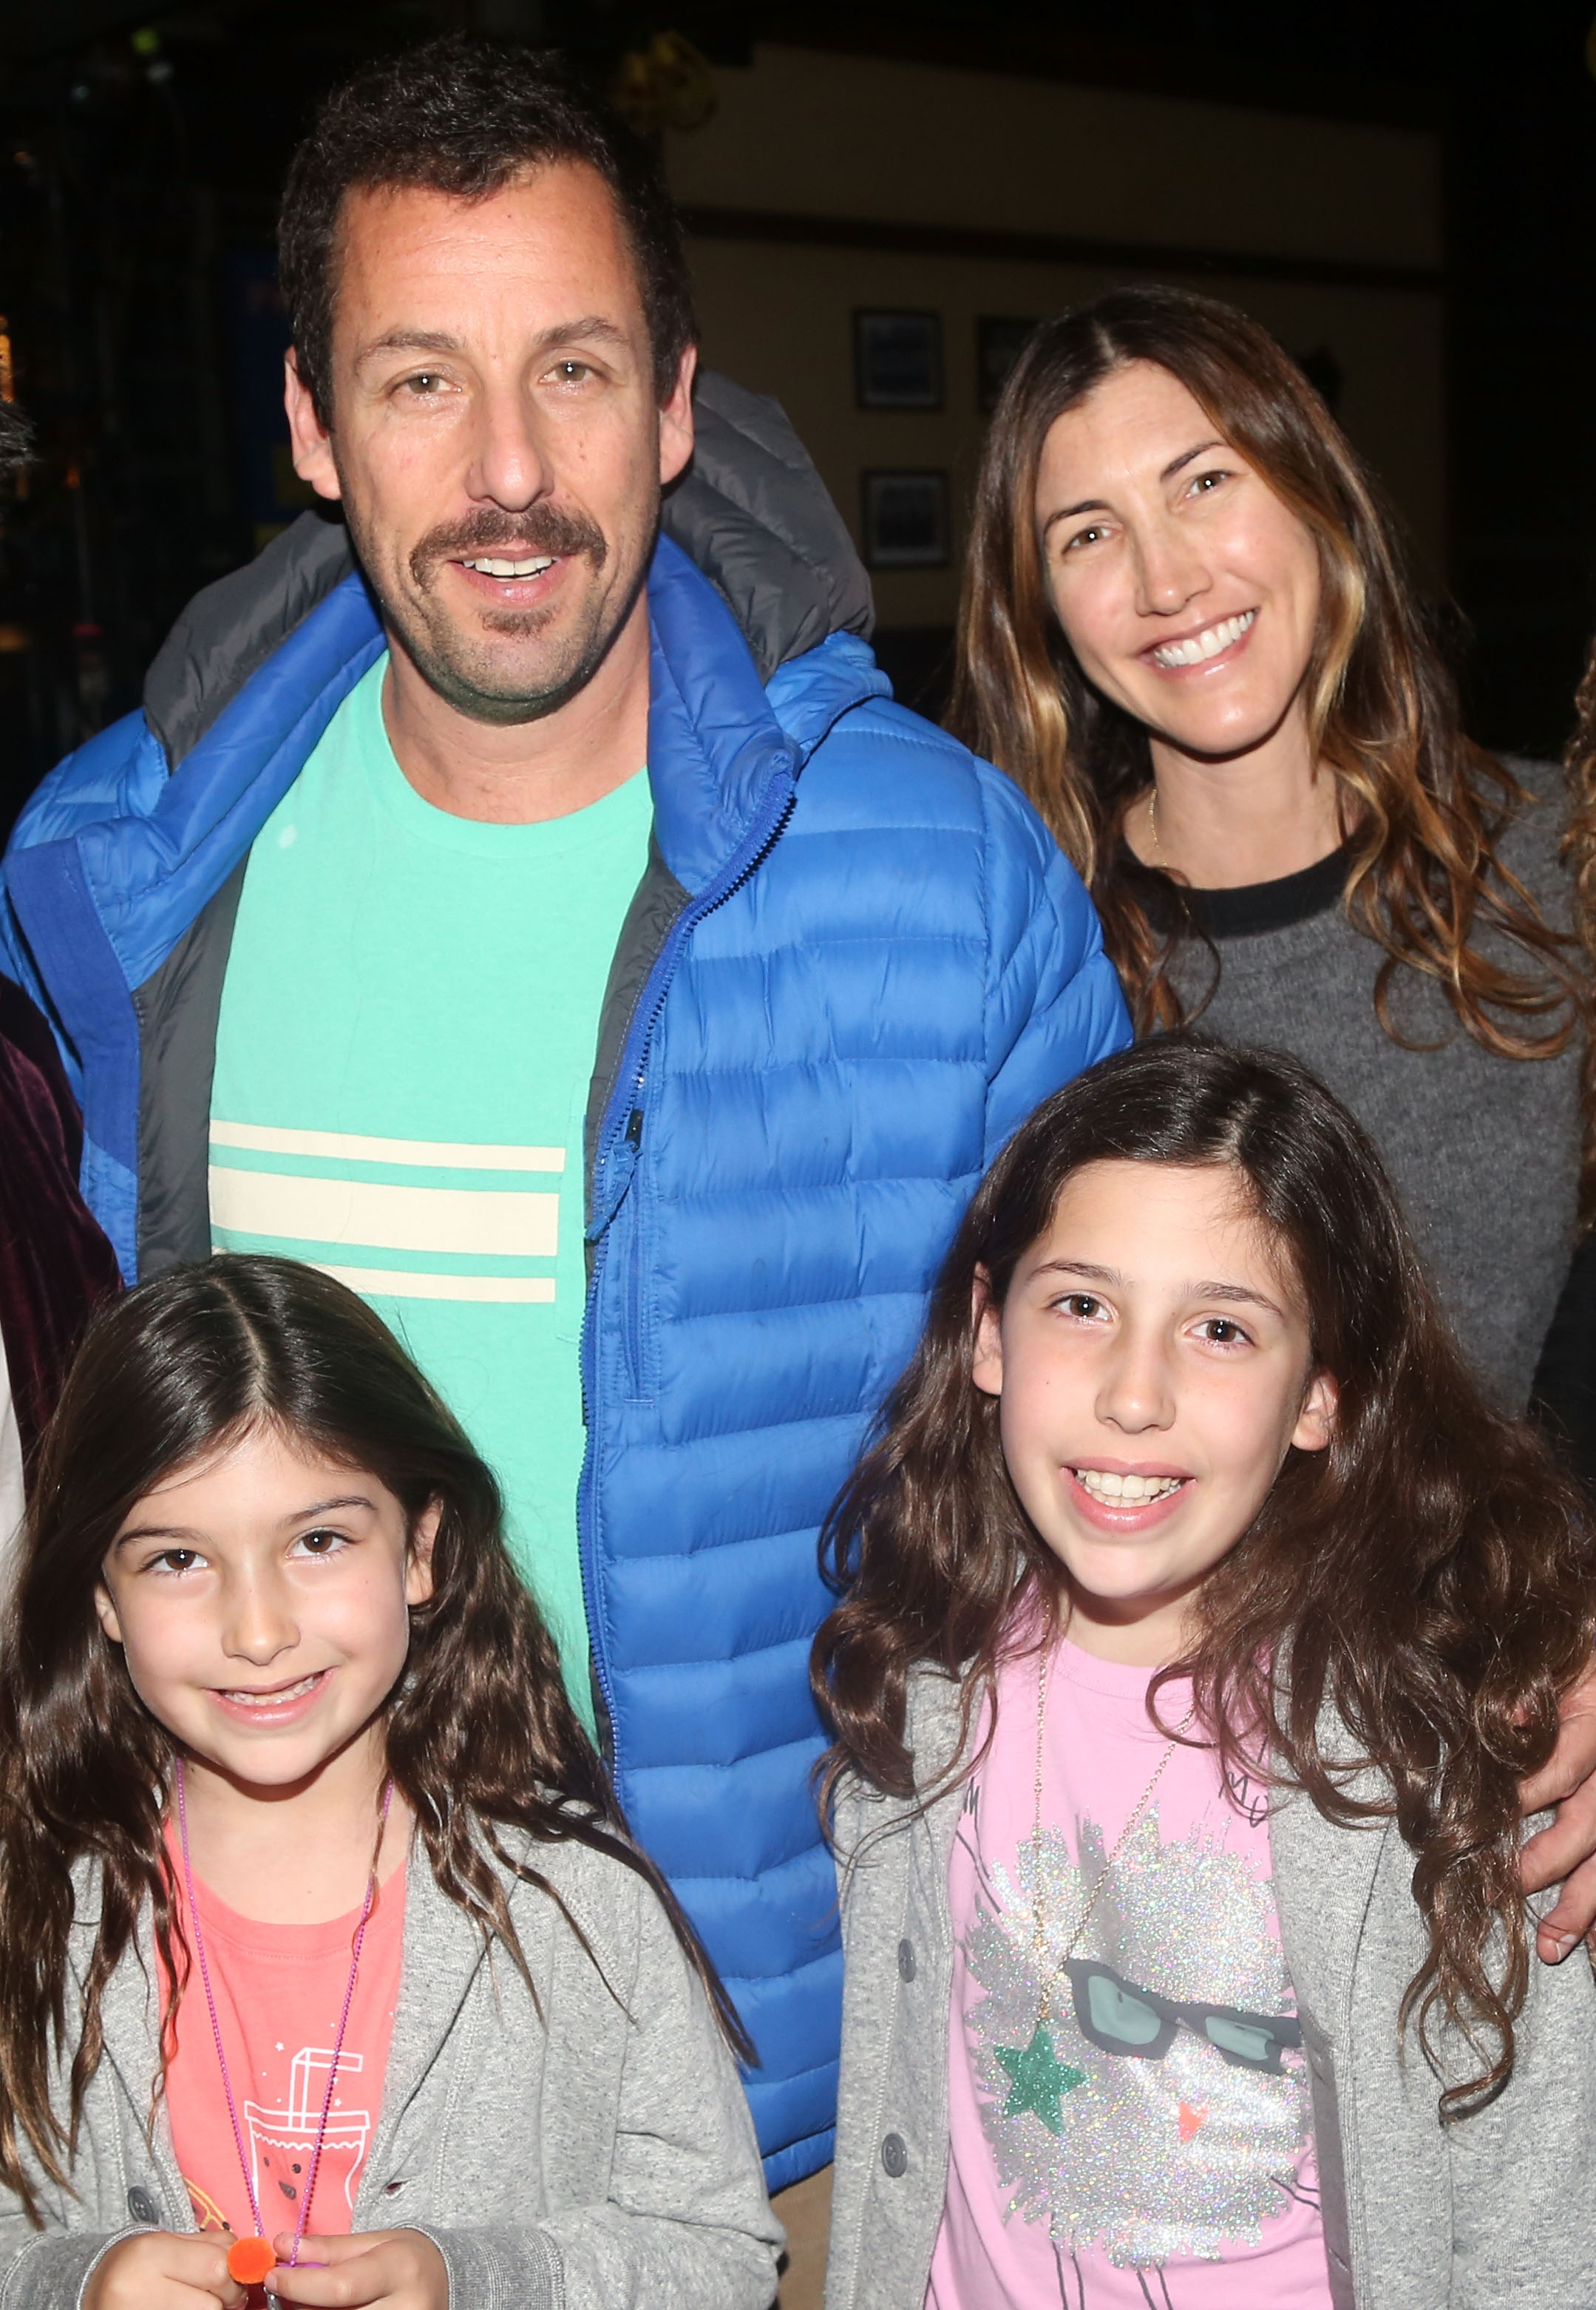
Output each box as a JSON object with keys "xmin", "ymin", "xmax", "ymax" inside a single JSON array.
[
  {"xmin": 1161, "ymin": 775, "xmax": 1580, "ymax": 1411},
  {"xmin": 0, "ymin": 1830, "xmax": 783, "ymax": 2310},
  {"xmin": 825, "ymin": 1667, "xmax": 1596, "ymax": 2310}
]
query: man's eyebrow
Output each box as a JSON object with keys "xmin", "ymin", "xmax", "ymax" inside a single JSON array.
[{"xmin": 354, "ymin": 316, "xmax": 631, "ymax": 368}]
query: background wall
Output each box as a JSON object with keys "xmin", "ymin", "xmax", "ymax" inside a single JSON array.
[{"xmin": 0, "ymin": 1, "xmax": 1589, "ymax": 811}]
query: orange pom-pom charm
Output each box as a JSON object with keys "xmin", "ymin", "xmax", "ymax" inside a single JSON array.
[{"xmin": 228, "ymin": 2237, "xmax": 277, "ymax": 2285}]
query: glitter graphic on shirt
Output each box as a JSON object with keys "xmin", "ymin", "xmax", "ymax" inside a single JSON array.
[{"xmin": 965, "ymin": 1809, "xmax": 1310, "ymax": 2268}]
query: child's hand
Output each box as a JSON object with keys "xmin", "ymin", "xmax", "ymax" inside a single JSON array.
[
  {"xmin": 264, "ymin": 2231, "xmax": 448, "ymax": 2309},
  {"xmin": 84, "ymin": 2229, "xmax": 247, "ymax": 2309}
]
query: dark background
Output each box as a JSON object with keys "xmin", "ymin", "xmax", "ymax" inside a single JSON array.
[{"xmin": 0, "ymin": 0, "xmax": 1592, "ymax": 822}]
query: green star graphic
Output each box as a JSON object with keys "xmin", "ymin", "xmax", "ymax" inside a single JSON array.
[{"xmin": 995, "ymin": 2023, "xmax": 1084, "ymax": 2135}]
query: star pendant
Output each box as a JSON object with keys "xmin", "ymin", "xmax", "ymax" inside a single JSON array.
[{"xmin": 995, "ymin": 2022, "xmax": 1084, "ymax": 2135}]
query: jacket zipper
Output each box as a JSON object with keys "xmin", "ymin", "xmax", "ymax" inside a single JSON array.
[{"xmin": 577, "ymin": 772, "xmax": 799, "ymax": 1747}]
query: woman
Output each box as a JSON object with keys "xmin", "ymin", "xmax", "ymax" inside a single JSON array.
[{"xmin": 950, "ymin": 282, "xmax": 1585, "ymax": 1431}]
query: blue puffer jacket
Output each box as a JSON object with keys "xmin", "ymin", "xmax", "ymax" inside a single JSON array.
[{"xmin": 1, "ymin": 390, "xmax": 1128, "ymax": 2186}]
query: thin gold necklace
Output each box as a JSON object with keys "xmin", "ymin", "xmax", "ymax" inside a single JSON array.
[
  {"xmin": 1028, "ymin": 1645, "xmax": 1189, "ymax": 2021},
  {"xmin": 995, "ymin": 1646, "xmax": 1192, "ymax": 2134},
  {"xmin": 1146, "ymin": 782, "xmax": 1165, "ymax": 867}
]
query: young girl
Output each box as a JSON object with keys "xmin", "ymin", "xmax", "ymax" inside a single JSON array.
[
  {"xmin": 0, "ymin": 1254, "xmax": 781, "ymax": 2310},
  {"xmin": 817, "ymin": 1036, "xmax": 1596, "ymax": 2309}
]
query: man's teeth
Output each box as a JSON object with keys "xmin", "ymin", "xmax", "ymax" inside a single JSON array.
[
  {"xmin": 1074, "ymin": 1469, "xmax": 1184, "ymax": 1504},
  {"xmin": 1151, "ymin": 609, "xmax": 1254, "ymax": 668},
  {"xmin": 461, "ymin": 555, "xmax": 556, "ymax": 578},
  {"xmin": 225, "ymin": 1673, "xmax": 319, "ymax": 1707}
]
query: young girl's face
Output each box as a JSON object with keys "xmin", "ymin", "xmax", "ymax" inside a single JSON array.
[
  {"xmin": 95, "ymin": 1422, "xmax": 437, "ymax": 1793},
  {"xmin": 973, "ymin": 1157, "xmax": 1335, "ymax": 1664}
]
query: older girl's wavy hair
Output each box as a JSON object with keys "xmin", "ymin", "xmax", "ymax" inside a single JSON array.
[
  {"xmin": 0, "ymin": 1255, "xmax": 749, "ymax": 2224},
  {"xmin": 949, "ymin": 287, "xmax": 1583, "ymax": 1128},
  {"xmin": 814, "ymin": 1037, "xmax": 1596, "ymax": 2116}
]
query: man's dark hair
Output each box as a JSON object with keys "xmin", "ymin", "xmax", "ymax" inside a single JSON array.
[{"xmin": 278, "ymin": 34, "xmax": 696, "ymax": 427}]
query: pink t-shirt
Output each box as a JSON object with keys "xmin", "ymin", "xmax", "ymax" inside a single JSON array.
[
  {"xmin": 162, "ymin": 1835, "xmax": 406, "ymax": 2249},
  {"xmin": 928, "ymin": 1638, "xmax": 1334, "ymax": 2309}
]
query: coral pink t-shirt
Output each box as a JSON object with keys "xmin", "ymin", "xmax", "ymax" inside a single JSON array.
[
  {"xmin": 928, "ymin": 1638, "xmax": 1334, "ymax": 2309},
  {"xmin": 162, "ymin": 1835, "xmax": 406, "ymax": 2248}
]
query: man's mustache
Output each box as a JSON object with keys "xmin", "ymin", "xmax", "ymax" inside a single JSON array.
[{"xmin": 410, "ymin": 505, "xmax": 607, "ymax": 589}]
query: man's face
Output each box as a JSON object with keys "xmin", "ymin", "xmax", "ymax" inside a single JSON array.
[{"xmin": 285, "ymin": 162, "xmax": 694, "ymax": 725}]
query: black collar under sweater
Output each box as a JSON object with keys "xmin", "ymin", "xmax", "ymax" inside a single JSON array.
[{"xmin": 1128, "ymin": 841, "xmax": 1351, "ymax": 941}]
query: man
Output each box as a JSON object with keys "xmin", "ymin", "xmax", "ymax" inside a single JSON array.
[{"xmin": 0, "ymin": 30, "xmax": 1113, "ymax": 2196}]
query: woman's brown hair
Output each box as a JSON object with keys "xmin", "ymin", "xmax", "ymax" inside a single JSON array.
[
  {"xmin": 949, "ymin": 285, "xmax": 1581, "ymax": 1086},
  {"xmin": 0, "ymin": 1253, "xmax": 750, "ymax": 2223},
  {"xmin": 813, "ymin": 1036, "xmax": 1596, "ymax": 2114}
]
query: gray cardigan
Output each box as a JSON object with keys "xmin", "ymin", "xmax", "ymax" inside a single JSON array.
[
  {"xmin": 0, "ymin": 1830, "xmax": 783, "ymax": 2310},
  {"xmin": 825, "ymin": 1668, "xmax": 1596, "ymax": 2310}
]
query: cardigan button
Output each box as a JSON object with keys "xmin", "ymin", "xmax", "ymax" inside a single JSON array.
[
  {"xmin": 897, "ymin": 1938, "xmax": 916, "ymax": 1982},
  {"xmin": 126, "ymin": 2187, "xmax": 160, "ymax": 2225},
  {"xmin": 881, "ymin": 2133, "xmax": 908, "ymax": 2178}
]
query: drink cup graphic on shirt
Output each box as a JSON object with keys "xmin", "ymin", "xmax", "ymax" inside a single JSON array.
[{"xmin": 245, "ymin": 2047, "xmax": 371, "ymax": 2221}]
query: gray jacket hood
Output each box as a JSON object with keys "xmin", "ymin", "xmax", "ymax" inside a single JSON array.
[{"xmin": 143, "ymin": 370, "xmax": 875, "ymax": 771}]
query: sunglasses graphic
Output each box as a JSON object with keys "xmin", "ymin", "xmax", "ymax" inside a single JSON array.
[{"xmin": 1062, "ymin": 1960, "xmax": 1303, "ymax": 2076}]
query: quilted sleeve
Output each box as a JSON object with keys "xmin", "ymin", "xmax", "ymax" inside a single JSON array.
[{"xmin": 975, "ymin": 762, "xmax": 1131, "ymax": 1163}]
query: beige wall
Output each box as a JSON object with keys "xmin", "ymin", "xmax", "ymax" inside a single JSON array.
[{"xmin": 668, "ymin": 45, "xmax": 1445, "ymax": 631}]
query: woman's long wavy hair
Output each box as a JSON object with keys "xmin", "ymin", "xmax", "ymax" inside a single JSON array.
[
  {"xmin": 813, "ymin": 1037, "xmax": 1596, "ymax": 2115},
  {"xmin": 0, "ymin": 1254, "xmax": 750, "ymax": 2223},
  {"xmin": 949, "ymin": 287, "xmax": 1583, "ymax": 1111}
]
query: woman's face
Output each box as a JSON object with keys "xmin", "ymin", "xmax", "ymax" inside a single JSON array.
[{"xmin": 1034, "ymin": 360, "xmax": 1323, "ymax": 763}]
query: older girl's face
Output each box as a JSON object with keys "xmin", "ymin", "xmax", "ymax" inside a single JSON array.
[
  {"xmin": 1034, "ymin": 360, "xmax": 1323, "ymax": 762},
  {"xmin": 972, "ymin": 1159, "xmax": 1335, "ymax": 1664}
]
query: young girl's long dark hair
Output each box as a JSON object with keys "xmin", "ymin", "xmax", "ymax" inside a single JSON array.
[
  {"xmin": 813, "ymin": 1037, "xmax": 1595, "ymax": 2113},
  {"xmin": 0, "ymin": 1253, "xmax": 750, "ymax": 2221}
]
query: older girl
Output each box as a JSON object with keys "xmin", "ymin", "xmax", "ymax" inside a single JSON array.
[{"xmin": 818, "ymin": 1037, "xmax": 1596, "ymax": 2309}]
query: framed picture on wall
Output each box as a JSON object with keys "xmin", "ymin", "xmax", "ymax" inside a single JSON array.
[
  {"xmin": 861, "ymin": 470, "xmax": 951, "ymax": 569},
  {"xmin": 977, "ymin": 316, "xmax": 1039, "ymax": 413},
  {"xmin": 853, "ymin": 310, "xmax": 943, "ymax": 410}
]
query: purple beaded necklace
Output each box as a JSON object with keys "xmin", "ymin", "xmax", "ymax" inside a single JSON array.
[{"xmin": 173, "ymin": 1760, "xmax": 394, "ymax": 2287}]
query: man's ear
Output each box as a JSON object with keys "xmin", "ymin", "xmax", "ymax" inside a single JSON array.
[
  {"xmin": 971, "ymin": 1267, "xmax": 1004, "ymax": 1399},
  {"xmin": 284, "ymin": 348, "xmax": 343, "ymax": 503},
  {"xmin": 1292, "ymin": 1369, "xmax": 1338, "ymax": 1454},
  {"xmin": 406, "ymin": 1499, "xmax": 442, "ymax": 1608},
  {"xmin": 93, "ymin": 1582, "xmax": 123, "ymax": 1645},
  {"xmin": 658, "ymin": 343, "xmax": 697, "ymax": 491}
]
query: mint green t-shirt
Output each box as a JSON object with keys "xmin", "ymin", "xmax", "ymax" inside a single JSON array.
[{"xmin": 210, "ymin": 656, "xmax": 653, "ymax": 1730}]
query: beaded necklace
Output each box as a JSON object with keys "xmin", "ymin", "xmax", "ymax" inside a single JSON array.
[{"xmin": 173, "ymin": 1760, "xmax": 394, "ymax": 2289}]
